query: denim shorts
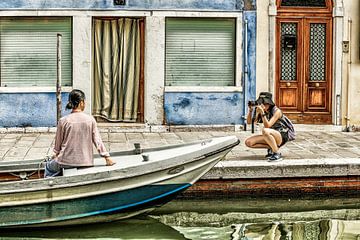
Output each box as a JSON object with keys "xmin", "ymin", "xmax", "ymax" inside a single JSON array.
[
  {"xmin": 279, "ymin": 130, "xmax": 289, "ymax": 147},
  {"xmin": 44, "ymin": 159, "xmax": 73, "ymax": 178}
]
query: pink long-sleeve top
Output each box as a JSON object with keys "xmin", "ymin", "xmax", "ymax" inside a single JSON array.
[{"xmin": 53, "ymin": 112, "xmax": 109, "ymax": 167}]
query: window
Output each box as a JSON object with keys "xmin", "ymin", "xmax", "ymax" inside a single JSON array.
[
  {"xmin": 280, "ymin": 0, "xmax": 326, "ymax": 7},
  {"xmin": 165, "ymin": 18, "xmax": 235, "ymax": 87},
  {"xmin": 0, "ymin": 17, "xmax": 72, "ymax": 87}
]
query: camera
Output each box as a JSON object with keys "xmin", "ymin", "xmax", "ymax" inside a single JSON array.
[{"xmin": 248, "ymin": 100, "xmax": 259, "ymax": 107}]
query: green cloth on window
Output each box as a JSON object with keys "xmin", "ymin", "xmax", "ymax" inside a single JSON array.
[{"xmin": 93, "ymin": 18, "xmax": 140, "ymax": 122}]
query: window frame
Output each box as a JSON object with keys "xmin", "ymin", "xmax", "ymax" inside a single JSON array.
[
  {"xmin": 277, "ymin": 0, "xmax": 333, "ymax": 14},
  {"xmin": 0, "ymin": 16, "xmax": 73, "ymax": 90},
  {"xmin": 164, "ymin": 17, "xmax": 242, "ymax": 92}
]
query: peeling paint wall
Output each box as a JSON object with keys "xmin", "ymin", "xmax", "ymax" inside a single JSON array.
[
  {"xmin": 0, "ymin": 93, "xmax": 68, "ymax": 127},
  {"xmin": 0, "ymin": 0, "xmax": 245, "ymax": 10},
  {"xmin": 0, "ymin": 0, "xmax": 257, "ymax": 127},
  {"xmin": 164, "ymin": 10, "xmax": 257, "ymax": 125},
  {"xmin": 343, "ymin": 0, "xmax": 360, "ymax": 126},
  {"xmin": 243, "ymin": 11, "xmax": 257, "ymax": 107},
  {"xmin": 164, "ymin": 93, "xmax": 243, "ymax": 125}
]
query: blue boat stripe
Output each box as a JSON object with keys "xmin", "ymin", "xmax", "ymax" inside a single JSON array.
[{"xmin": 2, "ymin": 183, "xmax": 191, "ymax": 227}]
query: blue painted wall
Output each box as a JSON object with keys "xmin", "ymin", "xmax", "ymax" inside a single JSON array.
[
  {"xmin": 164, "ymin": 10, "xmax": 257, "ymax": 125},
  {"xmin": 164, "ymin": 93, "xmax": 243, "ymax": 125},
  {"xmin": 0, "ymin": 93, "xmax": 69, "ymax": 127},
  {"xmin": 0, "ymin": 0, "xmax": 257, "ymax": 127},
  {"xmin": 243, "ymin": 11, "xmax": 257, "ymax": 107},
  {"xmin": 0, "ymin": 0, "xmax": 251, "ymax": 11}
]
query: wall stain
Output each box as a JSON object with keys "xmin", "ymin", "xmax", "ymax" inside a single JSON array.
[
  {"xmin": 208, "ymin": 95, "xmax": 218, "ymax": 101},
  {"xmin": 173, "ymin": 97, "xmax": 191, "ymax": 112},
  {"xmin": 164, "ymin": 92, "xmax": 244, "ymax": 125},
  {"xmin": 224, "ymin": 94, "xmax": 239, "ymax": 106}
]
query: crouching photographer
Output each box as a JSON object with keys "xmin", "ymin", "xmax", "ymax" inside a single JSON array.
[{"xmin": 245, "ymin": 92, "xmax": 295, "ymax": 161}]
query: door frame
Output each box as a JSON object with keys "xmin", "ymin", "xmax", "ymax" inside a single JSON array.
[
  {"xmin": 91, "ymin": 17, "xmax": 145, "ymax": 123},
  {"xmin": 275, "ymin": 0, "xmax": 333, "ymax": 124}
]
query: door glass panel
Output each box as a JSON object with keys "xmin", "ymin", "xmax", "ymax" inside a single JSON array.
[
  {"xmin": 281, "ymin": 0, "xmax": 326, "ymax": 7},
  {"xmin": 309, "ymin": 23, "xmax": 326, "ymax": 81},
  {"xmin": 280, "ymin": 23, "xmax": 297, "ymax": 81}
]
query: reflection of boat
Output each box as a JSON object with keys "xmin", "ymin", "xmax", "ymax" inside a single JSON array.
[
  {"xmin": 0, "ymin": 136, "xmax": 239, "ymax": 228},
  {"xmin": 0, "ymin": 216, "xmax": 189, "ymax": 240}
]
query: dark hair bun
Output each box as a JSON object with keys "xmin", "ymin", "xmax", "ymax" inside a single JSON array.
[
  {"xmin": 66, "ymin": 102, "xmax": 74, "ymax": 110},
  {"xmin": 67, "ymin": 89, "xmax": 86, "ymax": 110}
]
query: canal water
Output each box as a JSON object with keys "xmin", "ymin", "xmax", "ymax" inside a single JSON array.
[{"xmin": 1, "ymin": 196, "xmax": 360, "ymax": 239}]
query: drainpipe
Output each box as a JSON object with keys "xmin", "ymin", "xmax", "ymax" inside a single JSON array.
[
  {"xmin": 56, "ymin": 34, "xmax": 62, "ymax": 123},
  {"xmin": 242, "ymin": 19, "xmax": 249, "ymax": 130},
  {"xmin": 345, "ymin": 18, "xmax": 352, "ymax": 132}
]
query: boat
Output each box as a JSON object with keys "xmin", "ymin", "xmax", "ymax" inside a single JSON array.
[{"xmin": 0, "ymin": 135, "xmax": 239, "ymax": 228}]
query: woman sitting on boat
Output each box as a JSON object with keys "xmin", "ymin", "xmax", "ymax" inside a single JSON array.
[{"xmin": 45, "ymin": 89, "xmax": 115, "ymax": 177}]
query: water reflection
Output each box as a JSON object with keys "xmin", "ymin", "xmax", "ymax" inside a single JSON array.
[
  {"xmin": 2, "ymin": 218, "xmax": 360, "ymax": 240},
  {"xmin": 228, "ymin": 220, "xmax": 360, "ymax": 240},
  {"xmin": 0, "ymin": 216, "xmax": 189, "ymax": 240},
  {"xmin": 2, "ymin": 197, "xmax": 360, "ymax": 240},
  {"xmin": 160, "ymin": 217, "xmax": 360, "ymax": 240}
]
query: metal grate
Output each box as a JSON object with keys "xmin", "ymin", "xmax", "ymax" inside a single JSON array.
[
  {"xmin": 309, "ymin": 23, "xmax": 326, "ymax": 81},
  {"xmin": 280, "ymin": 23, "xmax": 297, "ymax": 81},
  {"xmin": 281, "ymin": 0, "xmax": 326, "ymax": 7}
]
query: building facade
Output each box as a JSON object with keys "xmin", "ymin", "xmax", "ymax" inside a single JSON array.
[
  {"xmin": 1, "ymin": 0, "xmax": 359, "ymax": 130},
  {"xmin": 0, "ymin": 0, "xmax": 256, "ymax": 128},
  {"xmin": 257, "ymin": 0, "xmax": 360, "ymax": 129}
]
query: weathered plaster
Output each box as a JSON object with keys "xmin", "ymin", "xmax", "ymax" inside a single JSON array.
[
  {"xmin": 0, "ymin": 93, "xmax": 68, "ymax": 127},
  {"xmin": 343, "ymin": 0, "xmax": 360, "ymax": 126},
  {"xmin": 333, "ymin": 0, "xmax": 344, "ymax": 125},
  {"xmin": 162, "ymin": 9, "xmax": 256, "ymax": 126},
  {"xmin": 144, "ymin": 16, "xmax": 165, "ymax": 125},
  {"xmin": 0, "ymin": 0, "xmax": 245, "ymax": 11},
  {"xmin": 164, "ymin": 93, "xmax": 243, "ymax": 125},
  {"xmin": 72, "ymin": 15, "xmax": 92, "ymax": 115},
  {"xmin": 244, "ymin": 11, "xmax": 257, "ymax": 102},
  {"xmin": 0, "ymin": 0, "xmax": 257, "ymax": 127}
]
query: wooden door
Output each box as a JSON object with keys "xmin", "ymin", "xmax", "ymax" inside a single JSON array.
[{"xmin": 276, "ymin": 2, "xmax": 333, "ymax": 124}]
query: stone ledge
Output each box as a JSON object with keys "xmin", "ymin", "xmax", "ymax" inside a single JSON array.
[
  {"xmin": 168, "ymin": 125, "xmax": 243, "ymax": 132},
  {"xmin": 203, "ymin": 158, "xmax": 360, "ymax": 179}
]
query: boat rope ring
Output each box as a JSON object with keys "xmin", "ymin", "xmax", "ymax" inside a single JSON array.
[{"xmin": 9, "ymin": 171, "xmax": 36, "ymax": 180}]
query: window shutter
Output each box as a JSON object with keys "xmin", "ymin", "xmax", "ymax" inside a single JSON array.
[
  {"xmin": 0, "ymin": 17, "xmax": 72, "ymax": 87},
  {"xmin": 165, "ymin": 18, "xmax": 235, "ymax": 87}
]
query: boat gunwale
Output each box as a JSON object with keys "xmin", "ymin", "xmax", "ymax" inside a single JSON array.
[
  {"xmin": 0, "ymin": 137, "xmax": 239, "ymax": 195},
  {"xmin": 0, "ymin": 151, "xmax": 228, "ymax": 208},
  {"xmin": 0, "ymin": 137, "xmax": 220, "ymax": 169}
]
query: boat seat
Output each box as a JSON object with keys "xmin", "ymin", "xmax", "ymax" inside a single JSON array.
[{"xmin": 62, "ymin": 168, "xmax": 79, "ymax": 176}]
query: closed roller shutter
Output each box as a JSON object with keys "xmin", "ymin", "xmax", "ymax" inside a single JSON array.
[
  {"xmin": 166, "ymin": 18, "xmax": 235, "ymax": 87},
  {"xmin": 0, "ymin": 17, "xmax": 72, "ymax": 87}
]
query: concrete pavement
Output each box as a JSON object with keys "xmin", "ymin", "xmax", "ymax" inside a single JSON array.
[
  {"xmin": 0, "ymin": 125, "xmax": 359, "ymax": 171},
  {"xmin": 1, "ymin": 125, "xmax": 360, "ymax": 196}
]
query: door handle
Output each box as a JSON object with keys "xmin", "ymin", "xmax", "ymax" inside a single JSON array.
[
  {"xmin": 315, "ymin": 82, "xmax": 320, "ymax": 88},
  {"xmin": 286, "ymin": 82, "xmax": 291, "ymax": 87}
]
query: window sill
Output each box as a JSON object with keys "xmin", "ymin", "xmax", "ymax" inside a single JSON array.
[
  {"xmin": 164, "ymin": 86, "xmax": 242, "ymax": 93},
  {"xmin": 0, "ymin": 86, "xmax": 73, "ymax": 93}
]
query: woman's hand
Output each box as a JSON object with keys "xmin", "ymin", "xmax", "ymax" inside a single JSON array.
[
  {"xmin": 256, "ymin": 104, "xmax": 265, "ymax": 115},
  {"xmin": 105, "ymin": 156, "xmax": 116, "ymax": 166}
]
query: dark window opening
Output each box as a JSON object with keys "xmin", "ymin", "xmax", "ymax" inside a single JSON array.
[{"xmin": 281, "ymin": 0, "xmax": 326, "ymax": 7}]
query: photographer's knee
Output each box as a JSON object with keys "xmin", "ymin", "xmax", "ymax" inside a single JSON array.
[
  {"xmin": 262, "ymin": 128, "xmax": 270, "ymax": 136},
  {"xmin": 245, "ymin": 138, "xmax": 252, "ymax": 147}
]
